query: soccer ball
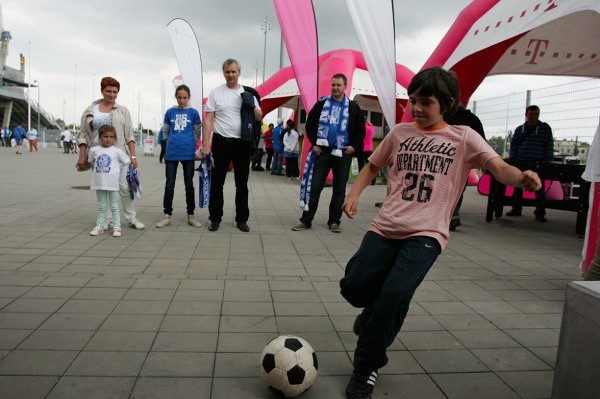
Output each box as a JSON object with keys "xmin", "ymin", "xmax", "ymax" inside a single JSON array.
[{"xmin": 259, "ymin": 335, "xmax": 318, "ymax": 398}]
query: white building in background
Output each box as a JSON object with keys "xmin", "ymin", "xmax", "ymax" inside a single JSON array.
[{"xmin": 554, "ymin": 138, "xmax": 590, "ymax": 163}]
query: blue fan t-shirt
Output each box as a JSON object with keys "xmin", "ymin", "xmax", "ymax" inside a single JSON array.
[{"xmin": 164, "ymin": 107, "xmax": 201, "ymax": 161}]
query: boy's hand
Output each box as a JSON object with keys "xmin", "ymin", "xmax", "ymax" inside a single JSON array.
[
  {"xmin": 520, "ymin": 170, "xmax": 542, "ymax": 191},
  {"xmin": 342, "ymin": 196, "xmax": 359, "ymax": 219}
]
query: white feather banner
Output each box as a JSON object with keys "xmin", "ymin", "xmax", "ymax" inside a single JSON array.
[
  {"xmin": 166, "ymin": 19, "xmax": 203, "ymax": 113},
  {"xmin": 344, "ymin": 0, "xmax": 396, "ymax": 125}
]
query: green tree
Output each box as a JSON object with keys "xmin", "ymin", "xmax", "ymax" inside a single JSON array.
[{"xmin": 487, "ymin": 136, "xmax": 505, "ymax": 156}]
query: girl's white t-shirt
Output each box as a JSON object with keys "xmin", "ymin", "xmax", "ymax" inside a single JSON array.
[{"xmin": 88, "ymin": 145, "xmax": 130, "ymax": 191}]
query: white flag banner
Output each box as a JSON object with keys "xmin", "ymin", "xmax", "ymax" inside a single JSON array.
[
  {"xmin": 344, "ymin": 0, "xmax": 396, "ymax": 125},
  {"xmin": 167, "ymin": 19, "xmax": 203, "ymax": 113}
]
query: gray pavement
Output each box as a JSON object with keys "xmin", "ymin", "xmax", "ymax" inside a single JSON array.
[{"xmin": 0, "ymin": 145, "xmax": 583, "ymax": 398}]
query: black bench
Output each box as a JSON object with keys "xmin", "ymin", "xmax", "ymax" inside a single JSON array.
[{"xmin": 485, "ymin": 160, "xmax": 590, "ymax": 236}]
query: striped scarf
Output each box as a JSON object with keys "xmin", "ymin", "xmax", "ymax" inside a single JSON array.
[
  {"xmin": 198, "ymin": 154, "xmax": 213, "ymax": 208},
  {"xmin": 316, "ymin": 95, "xmax": 350, "ymax": 158},
  {"xmin": 298, "ymin": 151, "xmax": 316, "ymax": 211},
  {"xmin": 126, "ymin": 164, "xmax": 142, "ymax": 200}
]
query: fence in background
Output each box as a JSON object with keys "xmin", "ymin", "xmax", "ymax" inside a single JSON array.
[{"xmin": 469, "ymin": 78, "xmax": 600, "ymax": 145}]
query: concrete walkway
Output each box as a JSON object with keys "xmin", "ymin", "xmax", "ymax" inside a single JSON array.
[{"xmin": 0, "ymin": 146, "xmax": 583, "ymax": 398}]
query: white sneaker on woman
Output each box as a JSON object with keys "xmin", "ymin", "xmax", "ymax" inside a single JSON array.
[{"xmin": 128, "ymin": 218, "xmax": 145, "ymax": 229}]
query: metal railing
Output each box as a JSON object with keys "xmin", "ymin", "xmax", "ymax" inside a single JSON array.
[{"xmin": 469, "ymin": 78, "xmax": 600, "ymax": 145}]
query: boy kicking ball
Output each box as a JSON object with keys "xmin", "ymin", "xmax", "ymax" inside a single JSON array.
[{"xmin": 340, "ymin": 66, "xmax": 541, "ymax": 399}]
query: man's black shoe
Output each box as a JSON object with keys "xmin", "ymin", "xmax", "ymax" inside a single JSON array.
[
  {"xmin": 506, "ymin": 209, "xmax": 522, "ymax": 217},
  {"xmin": 449, "ymin": 216, "xmax": 461, "ymax": 231},
  {"xmin": 353, "ymin": 308, "xmax": 373, "ymax": 335},
  {"xmin": 535, "ymin": 215, "xmax": 548, "ymax": 223},
  {"xmin": 208, "ymin": 221, "xmax": 220, "ymax": 231},
  {"xmin": 346, "ymin": 370, "xmax": 378, "ymax": 399},
  {"xmin": 237, "ymin": 222, "xmax": 250, "ymax": 232}
]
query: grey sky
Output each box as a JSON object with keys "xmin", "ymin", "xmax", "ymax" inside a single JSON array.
[{"xmin": 3, "ymin": 0, "xmax": 582, "ymax": 129}]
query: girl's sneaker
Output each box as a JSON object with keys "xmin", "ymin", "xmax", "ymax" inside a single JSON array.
[
  {"xmin": 112, "ymin": 227, "xmax": 122, "ymax": 237},
  {"xmin": 90, "ymin": 226, "xmax": 104, "ymax": 236}
]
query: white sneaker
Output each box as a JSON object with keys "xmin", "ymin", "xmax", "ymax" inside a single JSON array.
[
  {"xmin": 90, "ymin": 226, "xmax": 104, "ymax": 236},
  {"xmin": 112, "ymin": 227, "xmax": 122, "ymax": 237},
  {"xmin": 128, "ymin": 218, "xmax": 145, "ymax": 229},
  {"xmin": 187, "ymin": 215, "xmax": 202, "ymax": 228},
  {"xmin": 156, "ymin": 214, "xmax": 171, "ymax": 228},
  {"xmin": 102, "ymin": 220, "xmax": 113, "ymax": 230}
]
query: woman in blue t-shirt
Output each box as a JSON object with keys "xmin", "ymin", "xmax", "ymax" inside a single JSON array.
[{"xmin": 156, "ymin": 85, "xmax": 202, "ymax": 228}]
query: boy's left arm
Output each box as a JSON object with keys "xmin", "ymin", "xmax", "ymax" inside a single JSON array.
[{"xmin": 485, "ymin": 156, "xmax": 541, "ymax": 192}]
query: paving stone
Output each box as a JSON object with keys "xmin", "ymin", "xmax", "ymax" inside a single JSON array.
[
  {"xmin": 66, "ymin": 351, "xmax": 146, "ymax": 376},
  {"xmin": 412, "ymin": 349, "xmax": 489, "ymax": 373},
  {"xmin": 152, "ymin": 332, "xmax": 218, "ymax": 352},
  {"xmin": 471, "ymin": 348, "xmax": 552, "ymax": 371},
  {"xmin": 40, "ymin": 313, "xmax": 107, "ymax": 330},
  {"xmin": 0, "ymin": 350, "xmax": 78, "ymax": 375},
  {"xmin": 130, "ymin": 377, "xmax": 212, "ymax": 399},
  {"xmin": 0, "ymin": 376, "xmax": 59, "ymax": 399},
  {"xmin": 46, "ymin": 376, "xmax": 135, "ymax": 399},
  {"xmin": 85, "ymin": 331, "xmax": 157, "ymax": 352},
  {"xmin": 140, "ymin": 352, "xmax": 214, "ymax": 377},
  {"xmin": 18, "ymin": 329, "xmax": 94, "ymax": 350},
  {"xmin": 431, "ymin": 372, "xmax": 520, "ymax": 399},
  {"xmin": 497, "ymin": 370, "xmax": 554, "ymax": 399},
  {"xmin": 0, "ymin": 329, "xmax": 32, "ymax": 349}
]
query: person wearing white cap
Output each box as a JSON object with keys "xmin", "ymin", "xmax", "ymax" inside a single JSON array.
[{"xmin": 270, "ymin": 118, "xmax": 285, "ymax": 175}]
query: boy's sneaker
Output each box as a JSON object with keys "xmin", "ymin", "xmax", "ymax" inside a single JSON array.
[
  {"xmin": 156, "ymin": 214, "xmax": 171, "ymax": 228},
  {"xmin": 112, "ymin": 227, "xmax": 122, "ymax": 237},
  {"xmin": 187, "ymin": 215, "xmax": 202, "ymax": 228},
  {"xmin": 128, "ymin": 218, "xmax": 145, "ymax": 229},
  {"xmin": 329, "ymin": 223, "xmax": 341, "ymax": 233},
  {"xmin": 346, "ymin": 370, "xmax": 378, "ymax": 399},
  {"xmin": 89, "ymin": 226, "xmax": 104, "ymax": 236}
]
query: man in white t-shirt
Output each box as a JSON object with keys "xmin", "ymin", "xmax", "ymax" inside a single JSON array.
[
  {"xmin": 202, "ymin": 58, "xmax": 262, "ymax": 232},
  {"xmin": 61, "ymin": 129, "xmax": 72, "ymax": 154}
]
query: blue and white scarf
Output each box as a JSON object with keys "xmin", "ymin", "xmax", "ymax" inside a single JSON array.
[
  {"xmin": 126, "ymin": 164, "xmax": 142, "ymax": 200},
  {"xmin": 316, "ymin": 95, "xmax": 350, "ymax": 158},
  {"xmin": 198, "ymin": 154, "xmax": 213, "ymax": 208},
  {"xmin": 298, "ymin": 150, "xmax": 316, "ymax": 211}
]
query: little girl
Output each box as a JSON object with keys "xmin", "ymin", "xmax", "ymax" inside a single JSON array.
[
  {"xmin": 156, "ymin": 84, "xmax": 202, "ymax": 228},
  {"xmin": 88, "ymin": 125, "xmax": 130, "ymax": 237}
]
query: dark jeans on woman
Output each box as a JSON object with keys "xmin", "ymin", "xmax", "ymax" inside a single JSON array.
[
  {"xmin": 209, "ymin": 133, "xmax": 251, "ymax": 224},
  {"xmin": 163, "ymin": 159, "xmax": 196, "ymax": 216},
  {"xmin": 340, "ymin": 232, "xmax": 441, "ymax": 373},
  {"xmin": 357, "ymin": 150, "xmax": 375, "ymax": 185},
  {"xmin": 285, "ymin": 156, "xmax": 299, "ymax": 178},
  {"xmin": 265, "ymin": 148, "xmax": 274, "ymax": 170},
  {"xmin": 299, "ymin": 150, "xmax": 352, "ymax": 228},
  {"xmin": 510, "ymin": 184, "xmax": 546, "ymax": 217}
]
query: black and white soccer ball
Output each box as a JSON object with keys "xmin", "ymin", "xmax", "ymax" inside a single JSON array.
[{"xmin": 259, "ymin": 335, "xmax": 318, "ymax": 398}]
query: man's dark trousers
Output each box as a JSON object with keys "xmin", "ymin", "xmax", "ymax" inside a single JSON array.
[
  {"xmin": 299, "ymin": 150, "xmax": 352, "ymax": 228},
  {"xmin": 209, "ymin": 133, "xmax": 251, "ymax": 224}
]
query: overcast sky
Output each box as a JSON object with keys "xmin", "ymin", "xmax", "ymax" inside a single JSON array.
[{"xmin": 2, "ymin": 0, "xmax": 583, "ymax": 129}]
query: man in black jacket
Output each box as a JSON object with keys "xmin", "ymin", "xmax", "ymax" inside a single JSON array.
[{"xmin": 292, "ymin": 74, "xmax": 365, "ymax": 233}]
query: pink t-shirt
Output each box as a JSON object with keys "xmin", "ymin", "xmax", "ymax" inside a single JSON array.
[
  {"xmin": 368, "ymin": 122, "xmax": 498, "ymax": 249},
  {"xmin": 363, "ymin": 123, "xmax": 374, "ymax": 152}
]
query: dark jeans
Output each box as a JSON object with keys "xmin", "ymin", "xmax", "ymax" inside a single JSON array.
[
  {"xmin": 163, "ymin": 159, "xmax": 196, "ymax": 215},
  {"xmin": 299, "ymin": 150, "xmax": 352, "ymax": 227},
  {"xmin": 271, "ymin": 149, "xmax": 284, "ymax": 174},
  {"xmin": 209, "ymin": 133, "xmax": 251, "ymax": 223},
  {"xmin": 340, "ymin": 232, "xmax": 441, "ymax": 373},
  {"xmin": 252, "ymin": 148, "xmax": 264, "ymax": 168},
  {"xmin": 265, "ymin": 148, "xmax": 274, "ymax": 169},
  {"xmin": 511, "ymin": 184, "xmax": 546, "ymax": 216},
  {"xmin": 285, "ymin": 156, "xmax": 299, "ymax": 178}
]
